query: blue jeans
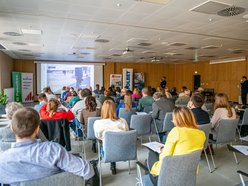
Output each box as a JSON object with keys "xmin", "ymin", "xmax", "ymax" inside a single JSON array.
[{"xmin": 70, "ymin": 118, "xmax": 83, "ymax": 137}]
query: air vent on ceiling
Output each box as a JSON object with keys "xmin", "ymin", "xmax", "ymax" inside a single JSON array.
[
  {"xmin": 19, "ymin": 49, "xmax": 31, "ymax": 52},
  {"xmin": 134, "ymin": 0, "xmax": 170, "ymax": 5},
  {"xmin": 112, "ymin": 54, "xmax": 122, "ymax": 57},
  {"xmin": 190, "ymin": 0, "xmax": 230, "ymax": 15},
  {"xmin": 201, "ymin": 45, "xmax": 220, "ymax": 49},
  {"xmin": 142, "ymin": 50, "xmax": 156, "ymax": 54},
  {"xmin": 138, "ymin": 42, "xmax": 152, "ymax": 46},
  {"xmin": 95, "ymin": 39, "xmax": 110, "ymax": 43},
  {"xmin": 3, "ymin": 32, "xmax": 22, "ymax": 36},
  {"xmin": 167, "ymin": 42, "xmax": 186, "ymax": 46},
  {"xmin": 186, "ymin": 47, "xmax": 200, "ymax": 50},
  {"xmin": 104, "ymin": 57, "xmax": 112, "ymax": 60},
  {"xmin": 13, "ymin": 42, "xmax": 27, "ymax": 45},
  {"xmin": 80, "ymin": 52, "xmax": 90, "ymax": 55},
  {"xmin": 0, "ymin": 43, "xmax": 6, "ymax": 50},
  {"xmin": 217, "ymin": 6, "xmax": 245, "ymax": 17}
]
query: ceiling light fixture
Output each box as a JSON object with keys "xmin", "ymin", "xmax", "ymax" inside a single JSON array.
[
  {"xmin": 209, "ymin": 56, "xmax": 246, "ymax": 64},
  {"xmin": 21, "ymin": 29, "xmax": 42, "ymax": 35}
]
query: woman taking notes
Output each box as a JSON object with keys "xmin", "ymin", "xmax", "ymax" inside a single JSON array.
[{"xmin": 148, "ymin": 107, "xmax": 206, "ymax": 185}]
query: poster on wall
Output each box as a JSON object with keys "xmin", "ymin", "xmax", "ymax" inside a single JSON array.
[
  {"xmin": 12, "ymin": 72, "xmax": 33, "ymax": 103},
  {"xmin": 110, "ymin": 74, "xmax": 122, "ymax": 88},
  {"xmin": 12, "ymin": 72, "xmax": 22, "ymax": 102},
  {"xmin": 134, "ymin": 72, "xmax": 145, "ymax": 91},
  {"xmin": 21, "ymin": 73, "xmax": 33, "ymax": 102},
  {"xmin": 123, "ymin": 68, "xmax": 133, "ymax": 90}
]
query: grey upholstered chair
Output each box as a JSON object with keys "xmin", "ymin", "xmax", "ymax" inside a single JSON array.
[
  {"xmin": 20, "ymin": 172, "xmax": 84, "ymax": 186},
  {"xmin": 136, "ymin": 150, "xmax": 202, "ymax": 186},
  {"xmin": 87, "ymin": 116, "xmax": 101, "ymax": 140},
  {"xmin": 0, "ymin": 141, "xmax": 12, "ymax": 151},
  {"xmin": 98, "ymin": 130, "xmax": 137, "ymax": 186},
  {"xmin": 198, "ymin": 123, "xmax": 216, "ymax": 172},
  {"xmin": 162, "ymin": 112, "xmax": 174, "ymax": 133},
  {"xmin": 238, "ymin": 108, "xmax": 248, "ymax": 139},
  {"xmin": 119, "ymin": 108, "xmax": 136, "ymax": 127},
  {"xmin": 130, "ymin": 114, "xmax": 152, "ymax": 143},
  {"xmin": 209, "ymin": 118, "xmax": 239, "ymax": 164}
]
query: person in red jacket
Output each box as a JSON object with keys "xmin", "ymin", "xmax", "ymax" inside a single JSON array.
[{"xmin": 40, "ymin": 98, "xmax": 74, "ymax": 121}]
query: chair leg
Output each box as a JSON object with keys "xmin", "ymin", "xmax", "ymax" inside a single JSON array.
[
  {"xmin": 153, "ymin": 119, "xmax": 160, "ymax": 142},
  {"xmin": 233, "ymin": 152, "xmax": 239, "ymax": 164},
  {"xmin": 148, "ymin": 136, "xmax": 151, "ymax": 142},
  {"xmin": 128, "ymin": 160, "xmax": 131, "ymax": 174},
  {"xmin": 97, "ymin": 141, "xmax": 102, "ymax": 186},
  {"xmin": 239, "ymin": 174, "xmax": 246, "ymax": 186},
  {"xmin": 141, "ymin": 137, "xmax": 142, "ymax": 145},
  {"xmin": 82, "ymin": 139, "xmax": 86, "ymax": 159},
  {"xmin": 204, "ymin": 149, "xmax": 214, "ymax": 173},
  {"xmin": 208, "ymin": 145, "xmax": 216, "ymax": 169},
  {"xmin": 136, "ymin": 164, "xmax": 143, "ymax": 186},
  {"xmin": 237, "ymin": 127, "xmax": 242, "ymax": 142}
]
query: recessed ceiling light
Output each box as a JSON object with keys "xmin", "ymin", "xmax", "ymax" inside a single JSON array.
[
  {"xmin": 13, "ymin": 42, "xmax": 27, "ymax": 45},
  {"xmin": 243, "ymin": 14, "xmax": 248, "ymax": 19},
  {"xmin": 95, "ymin": 39, "xmax": 110, "ymax": 43},
  {"xmin": 116, "ymin": 3, "xmax": 122, "ymax": 7},
  {"xmin": 167, "ymin": 42, "xmax": 186, "ymax": 46},
  {"xmin": 21, "ymin": 28, "xmax": 42, "ymax": 35},
  {"xmin": 4, "ymin": 32, "xmax": 22, "ymax": 36}
]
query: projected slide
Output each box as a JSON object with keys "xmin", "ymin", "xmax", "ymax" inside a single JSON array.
[{"xmin": 40, "ymin": 64, "xmax": 94, "ymax": 93}]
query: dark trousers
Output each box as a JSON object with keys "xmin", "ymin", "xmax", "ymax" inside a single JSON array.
[
  {"xmin": 148, "ymin": 150, "xmax": 159, "ymax": 185},
  {"xmin": 241, "ymin": 91, "xmax": 247, "ymax": 105}
]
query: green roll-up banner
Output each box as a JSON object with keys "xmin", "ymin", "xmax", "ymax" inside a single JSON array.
[{"xmin": 12, "ymin": 72, "xmax": 22, "ymax": 102}]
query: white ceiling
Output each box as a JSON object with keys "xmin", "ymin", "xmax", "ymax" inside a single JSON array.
[{"xmin": 0, "ymin": 0, "xmax": 248, "ymax": 63}]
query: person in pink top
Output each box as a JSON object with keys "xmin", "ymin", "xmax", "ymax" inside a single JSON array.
[{"xmin": 132, "ymin": 88, "xmax": 141, "ymax": 101}]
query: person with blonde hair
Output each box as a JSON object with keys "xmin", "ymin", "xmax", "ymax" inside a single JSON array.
[
  {"xmin": 211, "ymin": 93, "xmax": 236, "ymax": 130},
  {"xmin": 94, "ymin": 100, "xmax": 129, "ymax": 175},
  {"xmin": 40, "ymin": 98, "xmax": 74, "ymax": 121},
  {"xmin": 116, "ymin": 94, "xmax": 136, "ymax": 116},
  {"xmin": 148, "ymin": 107, "xmax": 205, "ymax": 185}
]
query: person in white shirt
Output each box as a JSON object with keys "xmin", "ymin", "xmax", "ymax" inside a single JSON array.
[{"xmin": 94, "ymin": 99, "xmax": 128, "ymax": 175}]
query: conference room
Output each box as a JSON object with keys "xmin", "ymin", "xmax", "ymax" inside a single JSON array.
[{"xmin": 0, "ymin": 0, "xmax": 248, "ymax": 185}]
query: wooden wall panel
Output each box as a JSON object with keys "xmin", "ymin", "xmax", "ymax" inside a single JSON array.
[
  {"xmin": 0, "ymin": 51, "xmax": 13, "ymax": 90},
  {"xmin": 13, "ymin": 59, "xmax": 37, "ymax": 95}
]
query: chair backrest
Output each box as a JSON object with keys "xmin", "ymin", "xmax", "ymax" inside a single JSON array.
[
  {"xmin": 20, "ymin": 172, "xmax": 84, "ymax": 186},
  {"xmin": 158, "ymin": 150, "xmax": 202, "ymax": 186},
  {"xmin": 241, "ymin": 108, "xmax": 248, "ymax": 126},
  {"xmin": 0, "ymin": 141, "xmax": 12, "ymax": 151},
  {"xmin": 40, "ymin": 119, "xmax": 71, "ymax": 151},
  {"xmin": 197, "ymin": 123, "xmax": 211, "ymax": 149},
  {"xmin": 103, "ymin": 130, "xmax": 137, "ymax": 163},
  {"xmin": 119, "ymin": 108, "xmax": 136, "ymax": 127},
  {"xmin": 143, "ymin": 106, "xmax": 152, "ymax": 113},
  {"xmin": 162, "ymin": 112, "xmax": 174, "ymax": 132},
  {"xmin": 216, "ymin": 119, "xmax": 239, "ymax": 144},
  {"xmin": 130, "ymin": 114, "xmax": 152, "ymax": 136},
  {"xmin": 87, "ymin": 117, "xmax": 101, "ymax": 140}
]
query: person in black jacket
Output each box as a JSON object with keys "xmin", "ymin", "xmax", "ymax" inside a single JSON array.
[
  {"xmin": 188, "ymin": 93, "xmax": 210, "ymax": 125},
  {"xmin": 160, "ymin": 76, "xmax": 167, "ymax": 89},
  {"xmin": 241, "ymin": 76, "xmax": 248, "ymax": 105}
]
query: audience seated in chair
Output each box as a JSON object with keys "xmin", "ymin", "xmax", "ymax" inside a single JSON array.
[
  {"xmin": 148, "ymin": 107, "xmax": 205, "ymax": 185},
  {"xmin": 187, "ymin": 93, "xmax": 210, "ymax": 125},
  {"xmin": 94, "ymin": 100, "xmax": 129, "ymax": 175},
  {"xmin": 40, "ymin": 98, "xmax": 74, "ymax": 121},
  {"xmin": 137, "ymin": 87, "xmax": 154, "ymax": 112},
  {"xmin": 175, "ymin": 89, "xmax": 191, "ymax": 106},
  {"xmin": 0, "ymin": 102, "xmax": 46, "ymax": 143},
  {"xmin": 0, "ymin": 108, "xmax": 94, "ymax": 185},
  {"xmin": 34, "ymin": 93, "xmax": 48, "ymax": 113},
  {"xmin": 152, "ymin": 92, "xmax": 174, "ymax": 140},
  {"xmin": 100, "ymin": 90, "xmax": 115, "ymax": 105},
  {"xmin": 117, "ymin": 94, "xmax": 136, "ymax": 116}
]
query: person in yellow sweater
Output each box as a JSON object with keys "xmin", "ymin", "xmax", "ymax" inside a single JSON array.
[{"xmin": 148, "ymin": 107, "xmax": 206, "ymax": 185}]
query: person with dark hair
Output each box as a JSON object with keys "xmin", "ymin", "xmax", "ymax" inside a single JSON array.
[
  {"xmin": 137, "ymin": 87, "xmax": 154, "ymax": 112},
  {"xmin": 188, "ymin": 93, "xmax": 210, "ymax": 125},
  {"xmin": 68, "ymin": 88, "xmax": 81, "ymax": 107},
  {"xmin": 93, "ymin": 84, "xmax": 100, "ymax": 95},
  {"xmin": 100, "ymin": 90, "xmax": 115, "ymax": 104},
  {"xmin": 34, "ymin": 93, "xmax": 48, "ymax": 113},
  {"xmin": 43, "ymin": 86, "xmax": 57, "ymax": 101},
  {"xmin": 160, "ymin": 76, "xmax": 167, "ymax": 89},
  {"xmin": 0, "ymin": 108, "xmax": 94, "ymax": 184},
  {"xmin": 241, "ymin": 76, "xmax": 248, "ymax": 105},
  {"xmin": 71, "ymin": 88, "xmax": 102, "ymax": 138},
  {"xmin": 40, "ymin": 98, "xmax": 74, "ymax": 121}
]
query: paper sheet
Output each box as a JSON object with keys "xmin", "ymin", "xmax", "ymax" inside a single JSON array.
[
  {"xmin": 231, "ymin": 145, "xmax": 248, "ymax": 156},
  {"xmin": 142, "ymin": 141, "xmax": 164, "ymax": 154}
]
